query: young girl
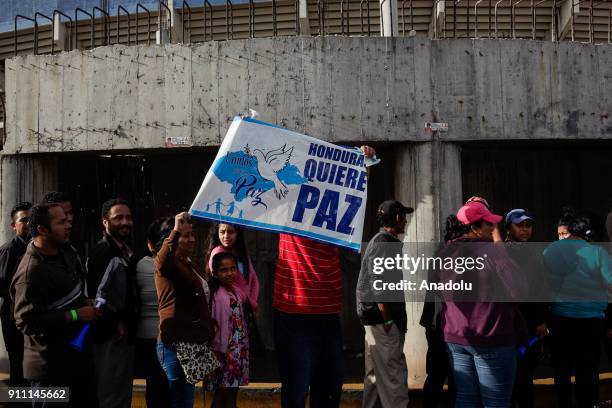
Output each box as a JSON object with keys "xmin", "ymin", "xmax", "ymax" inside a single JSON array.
[
  {"xmin": 207, "ymin": 251, "xmax": 249, "ymax": 408},
  {"xmin": 206, "ymin": 223, "xmax": 259, "ymax": 311}
]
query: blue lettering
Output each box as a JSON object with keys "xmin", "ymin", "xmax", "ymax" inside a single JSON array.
[
  {"xmin": 344, "ymin": 168, "xmax": 358, "ymax": 189},
  {"xmin": 334, "ymin": 166, "xmax": 347, "ymax": 186},
  {"xmin": 356, "ymin": 171, "xmax": 368, "ymax": 191},
  {"xmin": 317, "ymin": 145, "xmax": 325, "ymax": 158},
  {"xmin": 304, "ymin": 159, "xmax": 316, "ymax": 181},
  {"xmin": 313, "ymin": 190, "xmax": 339, "ymax": 231},
  {"xmin": 337, "ymin": 194, "xmax": 362, "ymax": 235},
  {"xmin": 316, "ymin": 162, "xmax": 331, "ymax": 182},
  {"xmin": 292, "ymin": 185, "xmax": 320, "ymax": 222},
  {"xmin": 355, "ymin": 155, "xmax": 365, "ymax": 168},
  {"xmin": 348, "ymin": 152, "xmax": 358, "ymax": 166},
  {"xmin": 308, "ymin": 143, "xmax": 318, "ymax": 156},
  {"xmin": 329, "ymin": 163, "xmax": 338, "ymax": 182},
  {"xmin": 332, "ymin": 149, "xmax": 341, "ymax": 161},
  {"xmin": 235, "ymin": 175, "xmax": 268, "ymax": 209}
]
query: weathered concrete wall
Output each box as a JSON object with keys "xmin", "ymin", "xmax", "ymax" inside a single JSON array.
[{"xmin": 4, "ymin": 37, "xmax": 611, "ymax": 154}]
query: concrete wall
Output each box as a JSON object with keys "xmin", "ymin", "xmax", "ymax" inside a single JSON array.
[{"xmin": 4, "ymin": 37, "xmax": 611, "ymax": 155}]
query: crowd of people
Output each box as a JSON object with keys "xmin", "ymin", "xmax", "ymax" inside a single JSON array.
[
  {"xmin": 0, "ymin": 146, "xmax": 375, "ymax": 408},
  {"xmin": 358, "ymin": 196, "xmax": 612, "ymax": 408},
  {"xmin": 0, "ymin": 147, "xmax": 609, "ymax": 408}
]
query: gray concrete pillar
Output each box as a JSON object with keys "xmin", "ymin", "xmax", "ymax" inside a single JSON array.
[
  {"xmin": 299, "ymin": 0, "xmax": 311, "ymax": 35},
  {"xmin": 380, "ymin": 0, "xmax": 399, "ymax": 36},
  {"xmin": 0, "ymin": 155, "xmax": 59, "ymax": 243},
  {"xmin": 167, "ymin": 0, "xmax": 186, "ymax": 43},
  {"xmin": 393, "ymin": 141, "xmax": 462, "ymax": 388}
]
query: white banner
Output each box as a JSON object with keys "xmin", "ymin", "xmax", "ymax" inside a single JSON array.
[{"xmin": 190, "ymin": 117, "xmax": 373, "ymax": 251}]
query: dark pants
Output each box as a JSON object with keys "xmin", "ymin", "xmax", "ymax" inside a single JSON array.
[
  {"xmin": 274, "ymin": 311, "xmax": 344, "ymax": 408},
  {"xmin": 423, "ymin": 327, "xmax": 455, "ymax": 408},
  {"xmin": 29, "ymin": 344, "xmax": 98, "ymax": 408},
  {"xmin": 513, "ymin": 342, "xmax": 541, "ymax": 408},
  {"xmin": 550, "ymin": 315, "xmax": 603, "ymax": 408},
  {"xmin": 1, "ymin": 312, "xmax": 27, "ymax": 387},
  {"xmin": 134, "ymin": 338, "xmax": 171, "ymax": 408}
]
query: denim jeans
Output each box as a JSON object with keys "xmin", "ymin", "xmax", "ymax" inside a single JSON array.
[
  {"xmin": 274, "ymin": 311, "xmax": 344, "ymax": 408},
  {"xmin": 446, "ymin": 343, "xmax": 517, "ymax": 408},
  {"xmin": 157, "ymin": 341, "xmax": 195, "ymax": 408}
]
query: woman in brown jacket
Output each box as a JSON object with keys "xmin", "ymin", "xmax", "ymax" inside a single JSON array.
[{"xmin": 155, "ymin": 212, "xmax": 215, "ymax": 408}]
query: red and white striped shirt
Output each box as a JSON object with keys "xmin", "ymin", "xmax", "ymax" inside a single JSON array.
[{"xmin": 273, "ymin": 234, "xmax": 342, "ymax": 314}]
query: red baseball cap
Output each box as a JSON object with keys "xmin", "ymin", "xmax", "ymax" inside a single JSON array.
[{"xmin": 457, "ymin": 201, "xmax": 503, "ymax": 225}]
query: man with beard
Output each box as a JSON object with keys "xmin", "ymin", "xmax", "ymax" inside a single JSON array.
[
  {"xmin": 11, "ymin": 203, "xmax": 100, "ymax": 407},
  {"xmin": 0, "ymin": 201, "xmax": 31, "ymax": 386},
  {"xmin": 42, "ymin": 192, "xmax": 87, "ymax": 294},
  {"xmin": 86, "ymin": 198, "xmax": 137, "ymax": 408}
]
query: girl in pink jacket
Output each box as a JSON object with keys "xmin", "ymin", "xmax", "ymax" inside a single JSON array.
[{"xmin": 207, "ymin": 251, "xmax": 249, "ymax": 407}]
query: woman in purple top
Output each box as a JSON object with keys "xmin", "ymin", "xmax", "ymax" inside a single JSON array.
[{"xmin": 437, "ymin": 201, "xmax": 527, "ymax": 407}]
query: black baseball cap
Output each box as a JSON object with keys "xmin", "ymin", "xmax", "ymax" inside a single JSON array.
[{"xmin": 377, "ymin": 200, "xmax": 414, "ymax": 221}]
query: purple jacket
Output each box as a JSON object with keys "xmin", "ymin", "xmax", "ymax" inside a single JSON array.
[{"xmin": 437, "ymin": 237, "xmax": 528, "ymax": 348}]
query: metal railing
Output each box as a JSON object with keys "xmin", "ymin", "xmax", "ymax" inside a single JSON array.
[
  {"xmin": 401, "ymin": 0, "xmax": 414, "ymax": 35},
  {"xmin": 0, "ymin": 92, "xmax": 5, "ymax": 148},
  {"xmin": 136, "ymin": 3, "xmax": 152, "ymax": 45},
  {"xmin": 159, "ymin": 0, "xmax": 173, "ymax": 43},
  {"xmin": 75, "ymin": 7, "xmax": 94, "ymax": 49},
  {"xmin": 204, "ymin": 0, "xmax": 213, "ymax": 41},
  {"xmin": 14, "ymin": 15, "xmax": 37, "ymax": 56},
  {"xmin": 93, "ymin": 6, "xmax": 111, "ymax": 46},
  {"xmin": 117, "ymin": 5, "xmax": 132, "ymax": 45},
  {"xmin": 181, "ymin": 0, "xmax": 192, "ymax": 42},
  {"xmin": 8, "ymin": 0, "xmax": 612, "ymax": 58},
  {"xmin": 34, "ymin": 12, "xmax": 54, "ymax": 53},
  {"xmin": 226, "ymin": 0, "xmax": 234, "ymax": 40},
  {"xmin": 360, "ymin": 0, "xmax": 372, "ymax": 36},
  {"xmin": 53, "ymin": 10, "xmax": 74, "ymax": 50}
]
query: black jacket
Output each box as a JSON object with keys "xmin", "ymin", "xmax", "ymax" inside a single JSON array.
[
  {"xmin": 11, "ymin": 243, "xmax": 88, "ymax": 379},
  {"xmin": 0, "ymin": 236, "xmax": 29, "ymax": 319},
  {"xmin": 86, "ymin": 233, "xmax": 137, "ymax": 343},
  {"xmin": 356, "ymin": 229, "xmax": 408, "ymax": 332}
]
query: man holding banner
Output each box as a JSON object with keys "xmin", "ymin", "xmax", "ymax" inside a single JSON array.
[
  {"xmin": 190, "ymin": 116, "xmax": 377, "ymax": 407},
  {"xmin": 273, "ymin": 144, "xmax": 375, "ymax": 408}
]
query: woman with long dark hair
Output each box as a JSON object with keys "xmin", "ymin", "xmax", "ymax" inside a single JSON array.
[{"xmin": 544, "ymin": 211, "xmax": 612, "ymax": 408}]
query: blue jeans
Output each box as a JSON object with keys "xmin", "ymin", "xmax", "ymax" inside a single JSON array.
[
  {"xmin": 446, "ymin": 343, "xmax": 517, "ymax": 408},
  {"xmin": 157, "ymin": 341, "xmax": 195, "ymax": 408},
  {"xmin": 274, "ymin": 311, "xmax": 344, "ymax": 408}
]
